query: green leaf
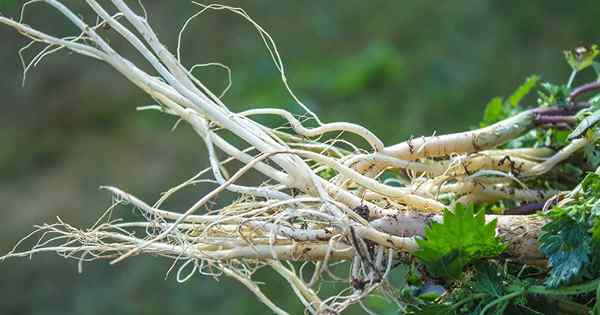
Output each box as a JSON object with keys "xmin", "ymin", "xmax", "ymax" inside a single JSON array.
[
  {"xmin": 539, "ymin": 210, "xmax": 592, "ymax": 287},
  {"xmin": 508, "ymin": 75, "xmax": 539, "ymax": 107},
  {"xmin": 538, "ymin": 82, "xmax": 571, "ymax": 106},
  {"xmin": 471, "ymin": 264, "xmax": 504, "ymax": 298},
  {"xmin": 564, "ymin": 45, "xmax": 599, "ymax": 71},
  {"xmin": 591, "ymin": 221, "xmax": 600, "ymax": 240},
  {"xmin": 417, "ymin": 284, "xmax": 446, "ymax": 302},
  {"xmin": 481, "ymin": 97, "xmax": 506, "ymax": 127},
  {"xmin": 581, "ymin": 172, "xmax": 600, "ymax": 194},
  {"xmin": 585, "ymin": 144, "xmax": 600, "ymax": 169},
  {"xmin": 414, "ymin": 204, "xmax": 507, "ymax": 280},
  {"xmin": 318, "ymin": 167, "xmax": 336, "ymax": 180},
  {"xmin": 540, "ymin": 173, "xmax": 600, "ymax": 286}
]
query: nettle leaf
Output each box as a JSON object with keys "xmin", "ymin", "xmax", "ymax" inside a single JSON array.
[
  {"xmin": 547, "ymin": 173, "xmax": 600, "ymax": 248},
  {"xmin": 539, "ymin": 212, "xmax": 591, "ymax": 287},
  {"xmin": 564, "ymin": 45, "xmax": 599, "ymax": 71},
  {"xmin": 508, "ymin": 75, "xmax": 539, "ymax": 107},
  {"xmin": 415, "ymin": 204, "xmax": 507, "ymax": 280},
  {"xmin": 538, "ymin": 174, "xmax": 600, "ymax": 287},
  {"xmin": 471, "ymin": 264, "xmax": 504, "ymax": 298}
]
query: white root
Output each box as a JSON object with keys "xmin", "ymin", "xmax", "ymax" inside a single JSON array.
[
  {"xmin": 240, "ymin": 108, "xmax": 385, "ymax": 152},
  {"xmin": 222, "ymin": 266, "xmax": 290, "ymax": 315},
  {"xmin": 526, "ymin": 137, "xmax": 588, "ymax": 176}
]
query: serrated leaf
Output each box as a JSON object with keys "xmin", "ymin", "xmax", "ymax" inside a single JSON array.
[
  {"xmin": 589, "ymin": 177, "xmax": 600, "ymax": 239},
  {"xmin": 508, "ymin": 75, "xmax": 539, "ymax": 107},
  {"xmin": 564, "ymin": 45, "xmax": 599, "ymax": 71},
  {"xmin": 539, "ymin": 212, "xmax": 591, "ymax": 287},
  {"xmin": 472, "ymin": 264, "xmax": 504, "ymax": 298},
  {"xmin": 414, "ymin": 204, "xmax": 507, "ymax": 280}
]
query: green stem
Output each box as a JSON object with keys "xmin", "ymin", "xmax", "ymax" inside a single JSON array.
[
  {"xmin": 568, "ymin": 69, "xmax": 577, "ymax": 88},
  {"xmin": 528, "ymin": 278, "xmax": 600, "ymax": 296},
  {"xmin": 551, "ymin": 297, "xmax": 590, "ymax": 315},
  {"xmin": 480, "ymin": 289, "xmax": 524, "ymax": 315},
  {"xmin": 451, "ymin": 293, "xmax": 487, "ymax": 310}
]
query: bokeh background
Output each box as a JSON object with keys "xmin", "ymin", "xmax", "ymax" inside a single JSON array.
[{"xmin": 1, "ymin": 1, "xmax": 598, "ymax": 314}]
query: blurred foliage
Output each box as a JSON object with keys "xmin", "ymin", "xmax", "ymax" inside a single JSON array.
[{"xmin": 1, "ymin": 1, "xmax": 600, "ymax": 314}]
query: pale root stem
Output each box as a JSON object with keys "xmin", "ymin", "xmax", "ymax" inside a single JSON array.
[
  {"xmin": 526, "ymin": 137, "xmax": 588, "ymax": 176},
  {"xmin": 269, "ymin": 261, "xmax": 324, "ymax": 314},
  {"xmin": 240, "ymin": 108, "xmax": 384, "ymax": 152},
  {"xmin": 354, "ymin": 110, "xmax": 536, "ymax": 175}
]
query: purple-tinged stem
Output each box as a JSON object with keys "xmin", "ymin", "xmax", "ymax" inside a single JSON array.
[{"xmin": 569, "ymin": 82, "xmax": 600, "ymax": 103}]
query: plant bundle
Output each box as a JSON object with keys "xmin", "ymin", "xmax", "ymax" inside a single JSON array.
[{"xmin": 2, "ymin": 2, "xmax": 600, "ymax": 314}]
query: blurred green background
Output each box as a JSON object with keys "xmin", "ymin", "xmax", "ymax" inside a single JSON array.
[{"xmin": 0, "ymin": 1, "xmax": 598, "ymax": 314}]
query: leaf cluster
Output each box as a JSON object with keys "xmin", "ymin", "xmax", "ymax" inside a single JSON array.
[
  {"xmin": 414, "ymin": 204, "xmax": 507, "ymax": 281},
  {"xmin": 564, "ymin": 45, "xmax": 599, "ymax": 72},
  {"xmin": 539, "ymin": 172, "xmax": 600, "ymax": 288}
]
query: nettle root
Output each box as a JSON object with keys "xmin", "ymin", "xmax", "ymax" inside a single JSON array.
[{"xmin": 0, "ymin": 1, "xmax": 591, "ymax": 314}]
